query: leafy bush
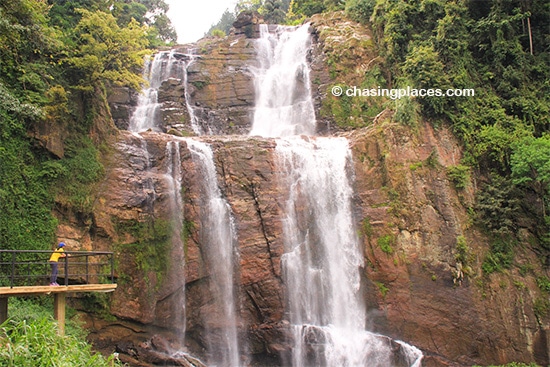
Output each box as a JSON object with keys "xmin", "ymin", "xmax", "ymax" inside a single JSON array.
[
  {"xmin": 346, "ymin": 0, "xmax": 376, "ymax": 24},
  {"xmin": 210, "ymin": 28, "xmax": 226, "ymax": 38},
  {"xmin": 476, "ymin": 176, "xmax": 519, "ymax": 235},
  {"xmin": 482, "ymin": 238, "xmax": 515, "ymax": 274},
  {"xmin": 447, "ymin": 165, "xmax": 470, "ymax": 190},
  {"xmin": 0, "ymin": 298, "xmax": 120, "ymax": 367}
]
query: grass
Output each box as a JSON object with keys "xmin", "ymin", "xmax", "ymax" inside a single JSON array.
[{"xmin": 0, "ymin": 298, "xmax": 121, "ymax": 367}]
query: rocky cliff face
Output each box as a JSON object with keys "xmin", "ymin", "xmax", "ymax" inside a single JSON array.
[
  {"xmin": 72, "ymin": 11, "xmax": 550, "ymax": 367},
  {"xmin": 81, "ymin": 123, "xmax": 549, "ymax": 367}
]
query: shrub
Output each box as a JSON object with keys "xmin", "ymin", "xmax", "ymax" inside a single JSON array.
[
  {"xmin": 482, "ymin": 238, "xmax": 515, "ymax": 274},
  {"xmin": 377, "ymin": 234, "xmax": 394, "ymax": 254},
  {"xmin": 346, "ymin": 0, "xmax": 376, "ymax": 24},
  {"xmin": 447, "ymin": 164, "xmax": 470, "ymax": 190},
  {"xmin": 210, "ymin": 28, "xmax": 225, "ymax": 38},
  {"xmin": 0, "ymin": 298, "xmax": 120, "ymax": 367}
]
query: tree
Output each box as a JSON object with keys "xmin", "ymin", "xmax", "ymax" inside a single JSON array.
[
  {"xmin": 208, "ymin": 9, "xmax": 236, "ymax": 36},
  {"xmin": 261, "ymin": 0, "xmax": 287, "ymax": 24},
  {"xmin": 65, "ymin": 9, "xmax": 149, "ymax": 92},
  {"xmin": 511, "ymin": 135, "xmax": 550, "ymax": 217}
]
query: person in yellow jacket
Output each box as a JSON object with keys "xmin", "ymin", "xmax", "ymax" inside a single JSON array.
[{"xmin": 49, "ymin": 242, "xmax": 66, "ymax": 286}]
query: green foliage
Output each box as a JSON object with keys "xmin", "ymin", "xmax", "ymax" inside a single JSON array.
[
  {"xmin": 476, "ymin": 175, "xmax": 519, "ymax": 235},
  {"xmin": 374, "ymin": 281, "xmax": 389, "ymax": 298},
  {"xmin": 455, "ymin": 235, "xmax": 469, "ymax": 264},
  {"xmin": 369, "ymin": 0, "xmax": 550, "ymax": 255},
  {"xmin": 0, "ymin": 108, "xmax": 58, "ymax": 251},
  {"xmin": 511, "ymin": 135, "xmax": 550, "ymax": 217},
  {"xmin": 291, "ymin": 0, "xmax": 328, "ymax": 17},
  {"xmin": 425, "ymin": 149, "xmax": 439, "ymax": 168},
  {"xmin": 346, "ymin": 0, "xmax": 375, "ymax": 24},
  {"xmin": 260, "ymin": 0, "xmax": 288, "ymax": 24},
  {"xmin": 447, "ymin": 165, "xmax": 470, "ymax": 190},
  {"xmin": 65, "ymin": 9, "xmax": 149, "ymax": 92},
  {"xmin": 115, "ymin": 218, "xmax": 171, "ymax": 283},
  {"xmin": 536, "ymin": 276, "xmax": 550, "ymax": 293},
  {"xmin": 208, "ymin": 9, "xmax": 236, "ymax": 36},
  {"xmin": 0, "ymin": 298, "xmax": 120, "ymax": 367},
  {"xmin": 54, "ymin": 137, "xmax": 104, "ymax": 212},
  {"xmin": 361, "ymin": 217, "xmax": 373, "ymax": 238},
  {"xmin": 377, "ymin": 234, "xmax": 394, "ymax": 255},
  {"xmin": 210, "ymin": 28, "xmax": 226, "ymax": 38},
  {"xmin": 409, "ymin": 161, "xmax": 423, "ymax": 171},
  {"xmin": 392, "ymin": 96, "xmax": 419, "ymax": 127},
  {"xmin": 533, "ymin": 297, "xmax": 550, "ymax": 323},
  {"xmin": 482, "ymin": 238, "xmax": 515, "ymax": 274},
  {"xmin": 401, "ymin": 42, "xmax": 450, "ymax": 115}
]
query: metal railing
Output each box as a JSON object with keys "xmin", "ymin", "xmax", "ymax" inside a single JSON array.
[{"xmin": 0, "ymin": 250, "xmax": 115, "ymax": 288}]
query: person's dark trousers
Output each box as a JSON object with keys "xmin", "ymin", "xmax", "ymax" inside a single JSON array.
[{"xmin": 50, "ymin": 261, "xmax": 58, "ymax": 284}]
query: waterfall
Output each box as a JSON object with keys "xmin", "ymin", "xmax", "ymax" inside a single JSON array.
[
  {"xmin": 249, "ymin": 24, "xmax": 316, "ymax": 137},
  {"xmin": 129, "ymin": 50, "xmax": 195, "ymax": 133},
  {"xmin": 181, "ymin": 49, "xmax": 205, "ymax": 135},
  {"xmin": 277, "ymin": 137, "xmax": 422, "ymax": 366},
  {"xmin": 251, "ymin": 24, "xmax": 424, "ymax": 367},
  {"xmin": 130, "ymin": 52, "xmax": 167, "ymax": 132},
  {"xmin": 164, "ymin": 140, "xmax": 186, "ymax": 332},
  {"xmin": 185, "ymin": 139, "xmax": 240, "ymax": 367}
]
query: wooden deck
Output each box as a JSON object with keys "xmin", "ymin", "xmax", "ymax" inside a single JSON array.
[
  {"xmin": 0, "ymin": 284, "xmax": 117, "ymax": 335},
  {"xmin": 0, "ymin": 283, "xmax": 117, "ymax": 297}
]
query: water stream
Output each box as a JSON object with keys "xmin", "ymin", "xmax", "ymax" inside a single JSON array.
[
  {"xmin": 185, "ymin": 139, "xmax": 240, "ymax": 367},
  {"xmin": 256, "ymin": 24, "xmax": 423, "ymax": 367},
  {"xmin": 250, "ymin": 24, "xmax": 316, "ymax": 137}
]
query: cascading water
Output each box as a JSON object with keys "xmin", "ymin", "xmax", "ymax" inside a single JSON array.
[
  {"xmin": 130, "ymin": 52, "xmax": 168, "ymax": 132},
  {"xmin": 163, "ymin": 140, "xmax": 186, "ymax": 331},
  {"xmin": 277, "ymin": 137, "xmax": 421, "ymax": 366},
  {"xmin": 185, "ymin": 139, "xmax": 241, "ymax": 367},
  {"xmin": 130, "ymin": 50, "xmax": 201, "ymax": 134},
  {"xmin": 249, "ymin": 24, "xmax": 316, "ymax": 137},
  {"xmin": 181, "ymin": 49, "xmax": 205, "ymax": 135},
  {"xmin": 129, "ymin": 47, "xmax": 242, "ymax": 365},
  {"xmin": 253, "ymin": 24, "xmax": 423, "ymax": 366}
]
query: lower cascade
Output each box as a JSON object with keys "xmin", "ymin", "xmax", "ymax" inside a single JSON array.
[
  {"xmin": 277, "ymin": 137, "xmax": 422, "ymax": 367},
  {"xmin": 185, "ymin": 139, "xmax": 240, "ymax": 367}
]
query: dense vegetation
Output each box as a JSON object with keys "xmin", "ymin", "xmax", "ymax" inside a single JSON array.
[
  {"xmin": 0, "ymin": 298, "xmax": 121, "ymax": 366},
  {"xmin": 344, "ymin": 0, "xmax": 550, "ymax": 270},
  {"xmin": 0, "ymin": 2, "xmax": 175, "ymax": 363},
  {"xmin": 0, "ymin": 0, "xmax": 175, "ymax": 251}
]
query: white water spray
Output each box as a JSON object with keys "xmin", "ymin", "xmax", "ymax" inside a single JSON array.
[
  {"xmin": 181, "ymin": 49, "xmax": 205, "ymax": 135},
  {"xmin": 164, "ymin": 140, "xmax": 186, "ymax": 332},
  {"xmin": 185, "ymin": 139, "xmax": 240, "ymax": 367},
  {"xmin": 250, "ymin": 23, "xmax": 423, "ymax": 367},
  {"xmin": 277, "ymin": 137, "xmax": 393, "ymax": 366},
  {"xmin": 249, "ymin": 24, "xmax": 316, "ymax": 137}
]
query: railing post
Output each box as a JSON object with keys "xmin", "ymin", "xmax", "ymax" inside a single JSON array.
[
  {"xmin": 10, "ymin": 253, "xmax": 15, "ymax": 289},
  {"xmin": 85, "ymin": 254, "xmax": 89, "ymax": 284},
  {"xmin": 110, "ymin": 253, "xmax": 114, "ymax": 284},
  {"xmin": 64, "ymin": 253, "xmax": 69, "ymax": 286}
]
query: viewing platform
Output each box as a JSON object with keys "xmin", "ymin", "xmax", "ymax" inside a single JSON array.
[{"xmin": 0, "ymin": 250, "xmax": 117, "ymax": 335}]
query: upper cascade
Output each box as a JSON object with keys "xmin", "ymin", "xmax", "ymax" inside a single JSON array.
[
  {"xmin": 249, "ymin": 23, "xmax": 316, "ymax": 137},
  {"xmin": 130, "ymin": 51, "xmax": 180, "ymax": 132}
]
